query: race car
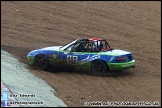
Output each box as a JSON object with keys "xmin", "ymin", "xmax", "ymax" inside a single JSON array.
[{"xmin": 27, "ymin": 38, "xmax": 135, "ymax": 76}]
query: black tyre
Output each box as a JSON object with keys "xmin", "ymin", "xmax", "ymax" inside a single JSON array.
[
  {"xmin": 91, "ymin": 60, "xmax": 108, "ymax": 76},
  {"xmin": 111, "ymin": 70, "xmax": 118, "ymax": 77},
  {"xmin": 34, "ymin": 55, "xmax": 50, "ymax": 71}
]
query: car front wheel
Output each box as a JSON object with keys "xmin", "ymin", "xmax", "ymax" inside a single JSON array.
[
  {"xmin": 34, "ymin": 55, "xmax": 50, "ymax": 71},
  {"xmin": 91, "ymin": 60, "xmax": 108, "ymax": 76}
]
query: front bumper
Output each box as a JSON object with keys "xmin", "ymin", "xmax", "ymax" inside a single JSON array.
[{"xmin": 108, "ymin": 60, "xmax": 135, "ymax": 70}]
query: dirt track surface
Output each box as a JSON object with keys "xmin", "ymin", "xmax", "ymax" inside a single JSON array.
[{"xmin": 1, "ymin": 1, "xmax": 161, "ymax": 107}]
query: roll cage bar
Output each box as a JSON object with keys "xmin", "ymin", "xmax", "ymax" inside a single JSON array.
[{"xmin": 68, "ymin": 38, "xmax": 111, "ymax": 52}]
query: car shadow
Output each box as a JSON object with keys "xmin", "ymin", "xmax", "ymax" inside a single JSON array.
[{"xmin": 31, "ymin": 64, "xmax": 134, "ymax": 78}]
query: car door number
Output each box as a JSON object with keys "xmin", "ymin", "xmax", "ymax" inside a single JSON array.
[{"xmin": 67, "ymin": 55, "xmax": 78, "ymax": 64}]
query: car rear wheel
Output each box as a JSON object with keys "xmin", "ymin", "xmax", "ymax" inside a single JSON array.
[
  {"xmin": 34, "ymin": 55, "xmax": 50, "ymax": 71},
  {"xmin": 91, "ymin": 60, "xmax": 108, "ymax": 76}
]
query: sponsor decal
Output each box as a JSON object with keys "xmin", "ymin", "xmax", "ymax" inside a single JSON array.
[
  {"xmin": 79, "ymin": 55, "xmax": 101, "ymax": 64},
  {"xmin": 53, "ymin": 54, "xmax": 57, "ymax": 59},
  {"xmin": 109, "ymin": 56, "xmax": 114, "ymax": 62}
]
